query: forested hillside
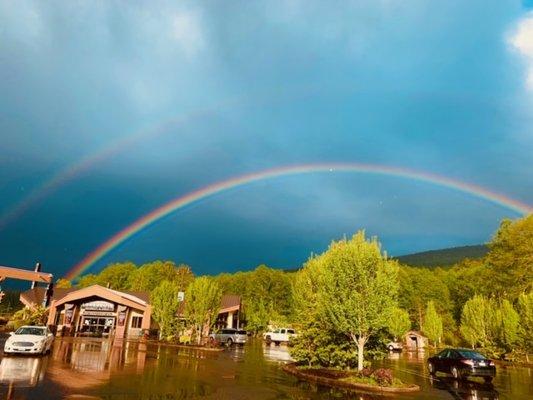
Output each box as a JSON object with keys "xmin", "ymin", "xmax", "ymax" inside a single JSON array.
[{"xmin": 396, "ymin": 244, "xmax": 488, "ymax": 267}]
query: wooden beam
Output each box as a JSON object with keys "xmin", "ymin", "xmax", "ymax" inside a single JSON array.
[{"xmin": 0, "ymin": 266, "xmax": 53, "ymax": 284}]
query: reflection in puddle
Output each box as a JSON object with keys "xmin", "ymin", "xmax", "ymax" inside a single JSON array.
[
  {"xmin": 45, "ymin": 338, "xmax": 149, "ymax": 393},
  {"xmin": 429, "ymin": 376, "xmax": 500, "ymax": 400},
  {"xmin": 0, "ymin": 338, "xmax": 530, "ymax": 399},
  {"xmin": 262, "ymin": 344, "xmax": 293, "ymax": 363},
  {"xmin": 0, "ymin": 356, "xmax": 46, "ymax": 387}
]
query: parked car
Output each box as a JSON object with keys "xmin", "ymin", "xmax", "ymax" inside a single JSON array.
[
  {"xmin": 209, "ymin": 328, "xmax": 247, "ymax": 346},
  {"xmin": 4, "ymin": 326, "xmax": 54, "ymax": 356},
  {"xmin": 263, "ymin": 328, "xmax": 296, "ymax": 345},
  {"xmin": 428, "ymin": 348, "xmax": 496, "ymax": 383},
  {"xmin": 387, "ymin": 341, "xmax": 403, "ymax": 351}
]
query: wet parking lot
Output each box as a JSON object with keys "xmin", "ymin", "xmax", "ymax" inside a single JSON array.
[{"xmin": 0, "ymin": 336, "xmax": 531, "ymax": 400}]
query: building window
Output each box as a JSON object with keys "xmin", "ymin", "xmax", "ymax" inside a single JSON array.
[{"xmin": 131, "ymin": 316, "xmax": 143, "ymax": 329}]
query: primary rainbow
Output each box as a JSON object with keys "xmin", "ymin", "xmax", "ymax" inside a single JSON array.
[{"xmin": 65, "ymin": 162, "xmax": 532, "ymax": 280}]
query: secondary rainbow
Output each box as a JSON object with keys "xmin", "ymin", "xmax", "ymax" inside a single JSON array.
[
  {"xmin": 65, "ymin": 162, "xmax": 532, "ymax": 280},
  {"xmin": 0, "ymin": 110, "xmax": 214, "ymax": 232}
]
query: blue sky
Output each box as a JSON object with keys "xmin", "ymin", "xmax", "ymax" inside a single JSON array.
[{"xmin": 0, "ymin": 1, "xmax": 532, "ymax": 280}]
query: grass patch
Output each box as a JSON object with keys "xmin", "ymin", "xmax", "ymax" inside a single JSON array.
[{"xmin": 341, "ymin": 375, "xmax": 410, "ymax": 388}]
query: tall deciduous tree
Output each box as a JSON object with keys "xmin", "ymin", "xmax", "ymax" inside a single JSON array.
[
  {"xmin": 185, "ymin": 277, "xmax": 221, "ymax": 345},
  {"xmin": 128, "ymin": 261, "xmax": 192, "ymax": 292},
  {"xmin": 151, "ymin": 280, "xmax": 182, "ymax": 340},
  {"xmin": 388, "ymin": 307, "xmax": 412, "ymax": 341},
  {"xmin": 96, "ymin": 262, "xmax": 137, "ymax": 290},
  {"xmin": 499, "ymin": 299, "xmax": 520, "ymax": 351},
  {"xmin": 517, "ymin": 292, "xmax": 533, "ymax": 361},
  {"xmin": 421, "ymin": 301, "xmax": 443, "ymax": 346},
  {"xmin": 318, "ymin": 231, "xmax": 399, "ymax": 371},
  {"xmin": 486, "ymin": 215, "xmax": 533, "ymax": 299},
  {"xmin": 460, "ymin": 295, "xmax": 489, "ymax": 348},
  {"xmin": 290, "ymin": 254, "xmax": 358, "ymax": 369}
]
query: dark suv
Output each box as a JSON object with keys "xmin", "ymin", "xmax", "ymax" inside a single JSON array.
[
  {"xmin": 428, "ymin": 348, "xmax": 496, "ymax": 383},
  {"xmin": 208, "ymin": 328, "xmax": 247, "ymax": 346}
]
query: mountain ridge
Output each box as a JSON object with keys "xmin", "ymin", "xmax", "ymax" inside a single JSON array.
[{"xmin": 395, "ymin": 244, "xmax": 488, "ymax": 267}]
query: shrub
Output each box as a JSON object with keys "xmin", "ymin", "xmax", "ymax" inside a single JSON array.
[{"xmin": 372, "ymin": 368, "xmax": 393, "ymax": 386}]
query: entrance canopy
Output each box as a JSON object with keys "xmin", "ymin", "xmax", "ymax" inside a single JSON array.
[{"xmin": 51, "ymin": 285, "xmax": 148, "ymax": 311}]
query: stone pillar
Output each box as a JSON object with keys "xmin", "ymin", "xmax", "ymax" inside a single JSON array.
[
  {"xmin": 47, "ymin": 300, "xmax": 57, "ymax": 327},
  {"xmin": 63, "ymin": 303, "xmax": 76, "ymax": 336},
  {"xmin": 115, "ymin": 305, "xmax": 128, "ymax": 339},
  {"xmin": 227, "ymin": 312, "xmax": 233, "ymax": 329},
  {"xmin": 141, "ymin": 305, "xmax": 152, "ymax": 330}
]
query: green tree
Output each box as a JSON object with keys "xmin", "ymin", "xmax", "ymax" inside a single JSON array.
[
  {"xmin": 499, "ymin": 299, "xmax": 520, "ymax": 351},
  {"xmin": 244, "ymin": 300, "xmax": 271, "ymax": 334},
  {"xmin": 460, "ymin": 295, "xmax": 498, "ymax": 349},
  {"xmin": 185, "ymin": 277, "xmax": 221, "ymax": 345},
  {"xmin": 398, "ymin": 265, "xmax": 454, "ymax": 331},
  {"xmin": 486, "ymin": 215, "xmax": 533, "ymax": 299},
  {"xmin": 76, "ymin": 274, "xmax": 99, "ymax": 288},
  {"xmin": 214, "ymin": 265, "xmax": 294, "ymax": 333},
  {"xmin": 317, "ymin": 231, "xmax": 399, "ymax": 371},
  {"xmin": 421, "ymin": 301, "xmax": 443, "ymax": 346},
  {"xmin": 9, "ymin": 306, "xmax": 48, "ymax": 330},
  {"xmin": 388, "ymin": 307, "xmax": 411, "ymax": 341},
  {"xmin": 128, "ymin": 261, "xmax": 191, "ymax": 292},
  {"xmin": 151, "ymin": 280, "xmax": 183, "ymax": 340},
  {"xmin": 516, "ymin": 292, "xmax": 533, "ymax": 361},
  {"xmin": 96, "ymin": 262, "xmax": 136, "ymax": 290},
  {"xmin": 444, "ymin": 258, "xmax": 490, "ymax": 321},
  {"xmin": 290, "ymin": 255, "xmax": 358, "ymax": 369},
  {"xmin": 55, "ymin": 279, "xmax": 72, "ymax": 289}
]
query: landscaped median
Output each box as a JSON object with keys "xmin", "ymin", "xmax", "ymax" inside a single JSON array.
[{"xmin": 282, "ymin": 363, "xmax": 420, "ymax": 393}]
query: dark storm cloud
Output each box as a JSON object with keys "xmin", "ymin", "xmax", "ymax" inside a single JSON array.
[{"xmin": 0, "ymin": 0, "xmax": 532, "ymax": 278}]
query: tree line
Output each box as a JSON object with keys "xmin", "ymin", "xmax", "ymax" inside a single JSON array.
[{"xmin": 59, "ymin": 214, "xmax": 531, "ymax": 363}]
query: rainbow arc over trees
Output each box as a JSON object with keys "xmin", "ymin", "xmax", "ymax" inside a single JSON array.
[{"xmin": 65, "ymin": 163, "xmax": 532, "ymax": 281}]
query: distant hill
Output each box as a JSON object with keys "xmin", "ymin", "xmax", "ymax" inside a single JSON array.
[{"xmin": 395, "ymin": 244, "xmax": 488, "ymax": 268}]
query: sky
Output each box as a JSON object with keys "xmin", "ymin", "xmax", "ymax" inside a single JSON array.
[{"xmin": 0, "ymin": 0, "xmax": 532, "ymax": 282}]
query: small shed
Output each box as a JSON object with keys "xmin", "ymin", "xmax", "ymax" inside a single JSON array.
[{"xmin": 404, "ymin": 330, "xmax": 428, "ymax": 350}]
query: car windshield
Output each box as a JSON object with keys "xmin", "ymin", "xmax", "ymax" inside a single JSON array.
[
  {"xmin": 15, "ymin": 327, "xmax": 45, "ymax": 336},
  {"xmin": 237, "ymin": 330, "xmax": 246, "ymax": 335},
  {"xmin": 457, "ymin": 350, "xmax": 486, "ymax": 359}
]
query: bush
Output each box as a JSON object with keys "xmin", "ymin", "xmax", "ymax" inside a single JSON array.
[
  {"xmin": 8, "ymin": 306, "xmax": 48, "ymax": 330},
  {"xmin": 372, "ymin": 368, "xmax": 393, "ymax": 386}
]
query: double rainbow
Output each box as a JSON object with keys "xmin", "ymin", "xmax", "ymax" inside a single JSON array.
[{"xmin": 65, "ymin": 163, "xmax": 531, "ymax": 280}]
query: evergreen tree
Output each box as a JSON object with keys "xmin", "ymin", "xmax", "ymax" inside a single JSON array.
[{"xmin": 421, "ymin": 301, "xmax": 443, "ymax": 346}]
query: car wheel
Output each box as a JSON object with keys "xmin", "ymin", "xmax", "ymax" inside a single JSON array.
[
  {"xmin": 451, "ymin": 366, "xmax": 461, "ymax": 380},
  {"xmin": 226, "ymin": 338, "xmax": 233, "ymax": 346},
  {"xmin": 428, "ymin": 362, "xmax": 435, "ymax": 375},
  {"xmin": 483, "ymin": 376, "xmax": 493, "ymax": 384},
  {"xmin": 265, "ymin": 336, "xmax": 272, "ymax": 345},
  {"xmin": 274, "ymin": 341, "xmax": 280, "ymax": 346}
]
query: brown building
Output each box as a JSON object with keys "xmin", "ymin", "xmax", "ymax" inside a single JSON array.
[
  {"xmin": 20, "ymin": 285, "xmax": 242, "ymax": 339},
  {"xmin": 404, "ymin": 330, "xmax": 428, "ymax": 350}
]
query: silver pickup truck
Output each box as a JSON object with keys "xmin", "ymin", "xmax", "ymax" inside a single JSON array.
[{"xmin": 209, "ymin": 328, "xmax": 247, "ymax": 346}]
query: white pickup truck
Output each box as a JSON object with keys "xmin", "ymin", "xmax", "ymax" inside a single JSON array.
[{"xmin": 263, "ymin": 328, "xmax": 297, "ymax": 345}]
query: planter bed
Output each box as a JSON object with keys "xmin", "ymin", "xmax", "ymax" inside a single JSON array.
[{"xmin": 282, "ymin": 363, "xmax": 420, "ymax": 393}]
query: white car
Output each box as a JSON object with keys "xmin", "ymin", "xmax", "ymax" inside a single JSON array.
[
  {"xmin": 4, "ymin": 326, "xmax": 54, "ymax": 355},
  {"xmin": 387, "ymin": 341, "xmax": 403, "ymax": 351},
  {"xmin": 263, "ymin": 328, "xmax": 297, "ymax": 345}
]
